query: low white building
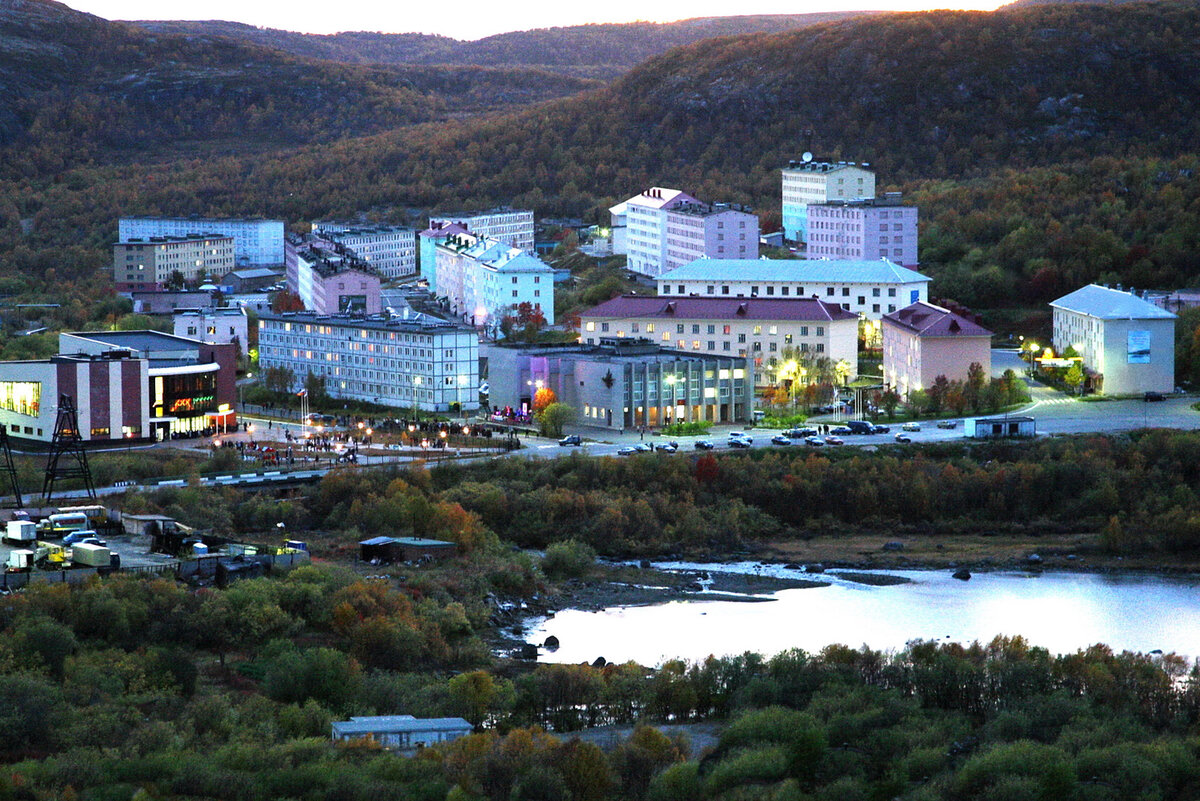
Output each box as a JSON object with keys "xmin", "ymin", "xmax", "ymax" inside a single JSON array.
[
  {"xmin": 257, "ymin": 312, "xmax": 479, "ymax": 412},
  {"xmin": 434, "ymin": 233, "xmax": 555, "ymax": 329},
  {"xmin": 173, "ymin": 307, "xmax": 249, "ymax": 351},
  {"xmin": 1050, "ymin": 284, "xmax": 1176, "ymax": 395},
  {"xmin": 312, "ymin": 222, "xmax": 418, "ymax": 280}
]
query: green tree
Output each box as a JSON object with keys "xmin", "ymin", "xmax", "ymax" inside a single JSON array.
[
  {"xmin": 536, "ymin": 402, "xmax": 575, "ymax": 438},
  {"xmin": 1064, "ymin": 361, "xmax": 1085, "ymax": 395}
]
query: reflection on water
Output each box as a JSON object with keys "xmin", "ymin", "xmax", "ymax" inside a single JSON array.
[{"xmin": 529, "ymin": 564, "xmax": 1200, "ymax": 667}]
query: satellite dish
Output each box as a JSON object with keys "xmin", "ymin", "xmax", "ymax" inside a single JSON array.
[{"xmin": 802, "ymin": 151, "xmax": 813, "ymax": 163}]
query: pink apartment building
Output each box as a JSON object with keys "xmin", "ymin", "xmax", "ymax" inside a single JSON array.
[
  {"xmin": 882, "ymin": 301, "xmax": 992, "ymax": 397},
  {"xmin": 663, "ymin": 202, "xmax": 759, "ymax": 273},
  {"xmin": 807, "ymin": 196, "xmax": 918, "ymax": 267}
]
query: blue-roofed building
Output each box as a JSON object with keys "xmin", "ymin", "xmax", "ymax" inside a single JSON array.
[
  {"xmin": 331, "ymin": 716, "xmax": 473, "ymax": 750},
  {"xmin": 434, "ymin": 232, "xmax": 555, "ymax": 332},
  {"xmin": 1051, "ymin": 284, "xmax": 1176, "ymax": 395}
]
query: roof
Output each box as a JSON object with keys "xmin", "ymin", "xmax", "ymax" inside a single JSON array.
[
  {"xmin": 419, "ymin": 221, "xmax": 469, "ymax": 239},
  {"xmin": 224, "ymin": 267, "xmax": 281, "ymax": 280},
  {"xmin": 259, "ymin": 312, "xmax": 474, "ymax": 334},
  {"xmin": 394, "ymin": 538, "xmax": 456, "ymax": 548},
  {"xmin": 359, "ymin": 536, "xmax": 397, "ymax": 546},
  {"xmin": 660, "ymin": 258, "xmax": 931, "ymax": 285},
  {"xmin": 582, "ymin": 295, "xmax": 857, "ymax": 322},
  {"xmin": 64, "ymin": 330, "xmax": 204, "ymax": 352},
  {"xmin": 976, "ymin": 416, "xmax": 1035, "ymax": 423},
  {"xmin": 883, "ymin": 302, "xmax": 992, "ymax": 338},
  {"xmin": 1050, "ymin": 285, "xmax": 1177, "ymax": 320},
  {"xmin": 782, "ymin": 160, "xmax": 873, "ymax": 174},
  {"xmin": 440, "ymin": 234, "xmax": 553, "ymax": 273},
  {"xmin": 619, "ymin": 187, "xmax": 696, "ymax": 212},
  {"xmin": 332, "ymin": 717, "xmax": 472, "ymax": 735}
]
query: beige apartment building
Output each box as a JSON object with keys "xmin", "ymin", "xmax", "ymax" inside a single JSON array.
[
  {"xmin": 579, "ymin": 295, "xmax": 858, "ymax": 386},
  {"xmin": 113, "ymin": 234, "xmax": 236, "ymax": 292},
  {"xmin": 882, "ymin": 301, "xmax": 993, "ymax": 397}
]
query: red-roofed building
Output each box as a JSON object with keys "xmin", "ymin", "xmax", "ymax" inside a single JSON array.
[
  {"xmin": 579, "ymin": 295, "xmax": 858, "ymax": 386},
  {"xmin": 882, "ymin": 301, "xmax": 993, "ymax": 397}
]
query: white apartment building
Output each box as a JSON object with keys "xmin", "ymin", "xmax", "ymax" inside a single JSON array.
[
  {"xmin": 257, "ymin": 312, "xmax": 480, "ymax": 412},
  {"xmin": 614, "ymin": 187, "xmax": 696, "ymax": 275},
  {"xmin": 312, "ymin": 222, "xmax": 418, "ymax": 280},
  {"xmin": 579, "ymin": 295, "xmax": 859, "ymax": 386},
  {"xmin": 1051, "ymin": 284, "xmax": 1176, "ymax": 395},
  {"xmin": 807, "ymin": 196, "xmax": 918, "ymax": 267},
  {"xmin": 429, "ymin": 208, "xmax": 534, "ymax": 254},
  {"xmin": 119, "ymin": 217, "xmax": 286, "ymax": 268},
  {"xmin": 113, "ymin": 234, "xmax": 235, "ymax": 292},
  {"xmin": 781, "ymin": 161, "xmax": 875, "ymax": 242},
  {"xmin": 434, "ymin": 233, "xmax": 555, "ymax": 329},
  {"xmin": 173, "ymin": 306, "xmax": 249, "ymax": 350}
]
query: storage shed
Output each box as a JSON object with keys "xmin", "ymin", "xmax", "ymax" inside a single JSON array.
[
  {"xmin": 359, "ymin": 536, "xmax": 458, "ymax": 564},
  {"xmin": 965, "ymin": 416, "xmax": 1036, "ymax": 439},
  {"xmin": 331, "ymin": 716, "xmax": 473, "ymax": 750}
]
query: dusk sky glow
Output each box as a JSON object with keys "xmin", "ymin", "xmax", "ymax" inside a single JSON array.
[{"xmin": 63, "ymin": 0, "xmax": 1009, "ymax": 40}]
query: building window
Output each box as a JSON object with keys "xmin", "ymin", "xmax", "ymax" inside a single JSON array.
[
  {"xmin": 707, "ymin": 285, "xmax": 714, "ymax": 295},
  {"xmin": 781, "ymin": 286, "xmax": 790, "ymax": 296},
  {"xmin": 692, "ymin": 324, "xmax": 700, "ymax": 334},
  {"xmin": 676, "ymin": 324, "xmax": 685, "ymax": 333},
  {"xmin": 784, "ymin": 334, "xmax": 793, "ymax": 344},
  {"xmin": 646, "ymin": 323, "xmax": 655, "ymax": 333},
  {"xmin": 722, "ymin": 285, "xmax": 729, "ymax": 295},
  {"xmin": 601, "ymin": 323, "xmax": 610, "ymax": 332},
  {"xmin": 842, "ymin": 287, "xmax": 850, "ymax": 297},
  {"xmin": 816, "ymin": 327, "xmax": 824, "ymax": 336},
  {"xmin": 888, "ymin": 288, "xmax": 897, "ymax": 297},
  {"xmin": 723, "ymin": 342, "xmax": 731, "ymax": 351},
  {"xmin": 826, "ymin": 287, "xmax": 834, "ymax": 296},
  {"xmin": 707, "ymin": 325, "xmax": 715, "ymax": 334},
  {"xmin": 873, "ymin": 287, "xmax": 881, "ymax": 297},
  {"xmin": 766, "ymin": 286, "xmax": 775, "ymax": 296},
  {"xmin": 738, "ymin": 333, "xmax": 746, "ymax": 343},
  {"xmin": 858, "ymin": 296, "xmax": 865, "ymax": 305}
]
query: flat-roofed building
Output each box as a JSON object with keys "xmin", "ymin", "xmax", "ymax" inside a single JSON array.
[
  {"xmin": 119, "ymin": 216, "xmax": 285, "ymax": 268},
  {"xmin": 580, "ymin": 295, "xmax": 858, "ymax": 386},
  {"xmin": 434, "ymin": 232, "xmax": 555, "ymax": 328},
  {"xmin": 882, "ymin": 301, "xmax": 992, "ymax": 398},
  {"xmin": 331, "ymin": 716, "xmax": 472, "ymax": 750},
  {"xmin": 287, "ymin": 247, "xmax": 382, "ymax": 315},
  {"xmin": 312, "ymin": 222, "xmax": 418, "ymax": 280},
  {"xmin": 781, "ymin": 160, "xmax": 875, "ymax": 242},
  {"xmin": 429, "ymin": 208, "xmax": 534, "ymax": 253},
  {"xmin": 807, "ymin": 196, "xmax": 918, "ymax": 267},
  {"xmin": 484, "ymin": 338, "xmax": 754, "ymax": 429},
  {"xmin": 1051, "ymin": 284, "xmax": 1176, "ymax": 395},
  {"xmin": 173, "ymin": 306, "xmax": 249, "ymax": 351},
  {"xmin": 113, "ymin": 234, "xmax": 236, "ymax": 292},
  {"xmin": 258, "ymin": 312, "xmax": 479, "ymax": 412}
]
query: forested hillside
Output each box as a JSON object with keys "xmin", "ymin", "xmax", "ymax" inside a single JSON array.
[{"xmin": 134, "ymin": 13, "xmax": 874, "ymax": 79}]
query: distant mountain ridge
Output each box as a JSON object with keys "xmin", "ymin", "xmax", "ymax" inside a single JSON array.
[{"xmin": 132, "ymin": 13, "xmax": 877, "ymax": 78}]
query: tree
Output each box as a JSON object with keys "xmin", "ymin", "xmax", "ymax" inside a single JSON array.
[
  {"xmin": 880, "ymin": 389, "xmax": 901, "ymax": 419},
  {"xmin": 271, "ymin": 290, "xmax": 305, "ymax": 313},
  {"xmin": 536, "ymin": 402, "xmax": 575, "ymax": 438},
  {"xmin": 533, "ymin": 387, "xmax": 558, "ymax": 414},
  {"xmin": 1064, "ymin": 362, "xmax": 1085, "ymax": 395},
  {"xmin": 966, "ymin": 362, "xmax": 987, "ymax": 411}
]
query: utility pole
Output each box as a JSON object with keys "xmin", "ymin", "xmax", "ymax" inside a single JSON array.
[{"xmin": 42, "ymin": 394, "xmax": 96, "ymax": 503}]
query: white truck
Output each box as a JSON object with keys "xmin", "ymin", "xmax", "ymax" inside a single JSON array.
[
  {"xmin": 5, "ymin": 520, "xmax": 36, "ymax": 544},
  {"xmin": 5, "ymin": 549, "xmax": 34, "ymax": 571}
]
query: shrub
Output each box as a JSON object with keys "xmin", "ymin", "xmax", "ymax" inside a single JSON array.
[{"xmin": 541, "ymin": 540, "xmax": 597, "ymax": 579}]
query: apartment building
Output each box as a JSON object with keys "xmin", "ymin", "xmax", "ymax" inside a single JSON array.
[
  {"xmin": 418, "ymin": 221, "xmax": 469, "ymax": 294},
  {"xmin": 312, "ymin": 222, "xmax": 418, "ymax": 280},
  {"xmin": 484, "ymin": 338, "xmax": 754, "ymax": 429},
  {"xmin": 1051, "ymin": 284, "xmax": 1176, "ymax": 395},
  {"xmin": 807, "ymin": 196, "xmax": 918, "ymax": 267},
  {"xmin": 258, "ymin": 312, "xmax": 480, "ymax": 412},
  {"xmin": 781, "ymin": 160, "xmax": 875, "ymax": 242},
  {"xmin": 579, "ymin": 295, "xmax": 858, "ymax": 386},
  {"xmin": 429, "ymin": 208, "xmax": 534, "ymax": 253},
  {"xmin": 610, "ymin": 188, "xmax": 759, "ymax": 277},
  {"xmin": 434, "ymin": 233, "xmax": 555, "ymax": 328},
  {"xmin": 287, "ymin": 247, "xmax": 382, "ymax": 315},
  {"xmin": 882, "ymin": 302, "xmax": 992, "ymax": 398},
  {"xmin": 173, "ymin": 306, "xmax": 249, "ymax": 350},
  {"xmin": 119, "ymin": 217, "xmax": 285, "ymax": 268},
  {"xmin": 112, "ymin": 234, "xmax": 235, "ymax": 292}
]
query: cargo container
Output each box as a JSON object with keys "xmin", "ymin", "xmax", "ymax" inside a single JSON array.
[
  {"xmin": 5, "ymin": 549, "xmax": 33, "ymax": 571},
  {"xmin": 70, "ymin": 542, "xmax": 111, "ymax": 567},
  {"xmin": 5, "ymin": 520, "xmax": 36, "ymax": 543}
]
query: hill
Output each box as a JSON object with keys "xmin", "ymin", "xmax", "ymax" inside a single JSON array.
[
  {"xmin": 0, "ymin": 0, "xmax": 598, "ymax": 173},
  {"xmin": 133, "ymin": 13, "xmax": 876, "ymax": 79}
]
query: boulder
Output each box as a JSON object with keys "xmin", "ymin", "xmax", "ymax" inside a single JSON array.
[
  {"xmin": 592, "ymin": 656, "xmax": 607, "ymax": 668},
  {"xmin": 544, "ymin": 635, "xmax": 560, "ymax": 650},
  {"xmin": 1027, "ymin": 553, "xmax": 1043, "ymax": 564},
  {"xmin": 639, "ymin": 559, "xmax": 652, "ymax": 569},
  {"xmin": 518, "ymin": 643, "xmax": 538, "ymax": 660},
  {"xmin": 805, "ymin": 564, "xmax": 825, "ymax": 574},
  {"xmin": 952, "ymin": 568, "xmax": 972, "ymax": 581},
  {"xmin": 882, "ymin": 541, "xmax": 905, "ymax": 552},
  {"xmin": 785, "ymin": 563, "xmax": 801, "ymax": 570}
]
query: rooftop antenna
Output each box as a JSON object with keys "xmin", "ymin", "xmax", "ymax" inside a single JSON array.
[
  {"xmin": 42, "ymin": 394, "xmax": 96, "ymax": 503},
  {"xmin": 802, "ymin": 127, "xmax": 815, "ymax": 160},
  {"xmin": 0, "ymin": 427, "xmax": 22, "ymax": 508}
]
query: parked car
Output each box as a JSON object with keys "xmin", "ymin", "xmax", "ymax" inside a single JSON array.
[
  {"xmin": 729, "ymin": 436, "xmax": 753, "ymax": 449},
  {"xmin": 824, "ymin": 435, "xmax": 844, "ymax": 445},
  {"xmin": 805, "ymin": 436, "xmax": 825, "ymax": 447},
  {"xmin": 831, "ymin": 425, "xmax": 853, "ymax": 435},
  {"xmin": 617, "ymin": 446, "xmax": 639, "ymax": 456},
  {"xmin": 902, "ymin": 422, "xmax": 922, "ymax": 432},
  {"xmin": 694, "ymin": 439, "xmax": 715, "ymax": 450},
  {"xmin": 845, "ymin": 420, "xmax": 873, "ymax": 435},
  {"xmin": 894, "ymin": 433, "xmax": 912, "ymax": 443},
  {"xmin": 1144, "ymin": 391, "xmax": 1166, "ymax": 402},
  {"xmin": 936, "ymin": 420, "xmax": 958, "ymax": 429},
  {"xmin": 786, "ymin": 427, "xmax": 818, "ymax": 438},
  {"xmin": 770, "ymin": 434, "xmax": 792, "ymax": 446},
  {"xmin": 63, "ymin": 529, "xmax": 99, "ymax": 545},
  {"xmin": 633, "ymin": 443, "xmax": 653, "ymax": 452},
  {"xmin": 870, "ymin": 424, "xmax": 890, "ymax": 434},
  {"xmin": 654, "ymin": 441, "xmax": 679, "ymax": 453},
  {"xmin": 558, "ymin": 435, "xmax": 582, "ymax": 446},
  {"xmin": 78, "ymin": 537, "xmax": 107, "ymax": 547}
]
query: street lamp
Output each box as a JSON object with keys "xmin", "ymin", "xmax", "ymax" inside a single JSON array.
[{"xmin": 664, "ymin": 374, "xmax": 677, "ymax": 425}]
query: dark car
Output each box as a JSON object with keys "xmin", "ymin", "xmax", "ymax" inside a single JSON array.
[
  {"xmin": 1145, "ymin": 391, "xmax": 1166, "ymax": 402},
  {"xmin": 694, "ymin": 439, "xmax": 715, "ymax": 450},
  {"xmin": 831, "ymin": 425, "xmax": 853, "ymax": 436},
  {"xmin": 770, "ymin": 434, "xmax": 792, "ymax": 446},
  {"xmin": 845, "ymin": 420, "xmax": 874, "ymax": 435},
  {"xmin": 786, "ymin": 427, "xmax": 818, "ymax": 438},
  {"xmin": 729, "ymin": 436, "xmax": 753, "ymax": 448},
  {"xmin": 558, "ymin": 435, "xmax": 582, "ymax": 446},
  {"xmin": 805, "ymin": 436, "xmax": 824, "ymax": 447},
  {"xmin": 654, "ymin": 441, "xmax": 679, "ymax": 453},
  {"xmin": 870, "ymin": 424, "xmax": 890, "ymax": 434},
  {"xmin": 936, "ymin": 420, "xmax": 959, "ymax": 429}
]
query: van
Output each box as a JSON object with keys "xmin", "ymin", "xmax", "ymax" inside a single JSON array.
[{"xmin": 845, "ymin": 421, "xmax": 873, "ymax": 435}]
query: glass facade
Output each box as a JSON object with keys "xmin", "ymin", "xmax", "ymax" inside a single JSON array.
[{"xmin": 0, "ymin": 381, "xmax": 40, "ymax": 417}]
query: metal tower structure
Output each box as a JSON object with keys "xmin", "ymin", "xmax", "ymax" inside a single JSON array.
[
  {"xmin": 0, "ymin": 427, "xmax": 22, "ymax": 508},
  {"xmin": 42, "ymin": 394, "xmax": 96, "ymax": 503}
]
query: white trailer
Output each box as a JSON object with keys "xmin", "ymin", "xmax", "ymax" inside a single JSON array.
[
  {"xmin": 70, "ymin": 543, "xmax": 111, "ymax": 567},
  {"xmin": 5, "ymin": 520, "xmax": 36, "ymax": 544},
  {"xmin": 5, "ymin": 550, "xmax": 34, "ymax": 571}
]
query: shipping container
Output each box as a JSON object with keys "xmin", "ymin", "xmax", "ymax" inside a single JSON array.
[{"xmin": 70, "ymin": 543, "xmax": 111, "ymax": 567}]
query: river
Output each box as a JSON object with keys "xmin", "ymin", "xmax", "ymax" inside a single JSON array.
[{"xmin": 528, "ymin": 562, "xmax": 1200, "ymax": 666}]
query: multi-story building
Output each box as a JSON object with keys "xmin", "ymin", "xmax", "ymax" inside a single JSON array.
[
  {"xmin": 257, "ymin": 312, "xmax": 480, "ymax": 412},
  {"xmin": 781, "ymin": 160, "xmax": 875, "ymax": 242},
  {"xmin": 418, "ymin": 221, "xmax": 469, "ymax": 294},
  {"xmin": 0, "ymin": 353, "xmax": 151, "ymax": 446},
  {"xmin": 434, "ymin": 233, "xmax": 555, "ymax": 328},
  {"xmin": 579, "ymin": 295, "xmax": 858, "ymax": 386},
  {"xmin": 119, "ymin": 217, "xmax": 286, "ymax": 268},
  {"xmin": 60, "ymin": 330, "xmax": 237, "ymax": 439},
  {"xmin": 112, "ymin": 234, "xmax": 236, "ymax": 292},
  {"xmin": 429, "ymin": 208, "xmax": 534, "ymax": 254},
  {"xmin": 611, "ymin": 188, "xmax": 759, "ymax": 277},
  {"xmin": 882, "ymin": 302, "xmax": 993, "ymax": 398},
  {"xmin": 287, "ymin": 247, "xmax": 382, "ymax": 315},
  {"xmin": 1051, "ymin": 284, "xmax": 1176, "ymax": 395},
  {"xmin": 483, "ymin": 338, "xmax": 754, "ymax": 429},
  {"xmin": 312, "ymin": 222, "xmax": 418, "ymax": 280},
  {"xmin": 173, "ymin": 307, "xmax": 250, "ymax": 351},
  {"xmin": 807, "ymin": 196, "xmax": 918, "ymax": 267}
]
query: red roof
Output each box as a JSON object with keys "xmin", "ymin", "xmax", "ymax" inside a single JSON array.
[
  {"xmin": 582, "ymin": 294, "xmax": 858, "ymax": 322},
  {"xmin": 883, "ymin": 301, "xmax": 992, "ymax": 337}
]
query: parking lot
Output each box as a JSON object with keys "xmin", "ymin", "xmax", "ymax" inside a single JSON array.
[{"xmin": 0, "ymin": 525, "xmax": 178, "ymax": 578}]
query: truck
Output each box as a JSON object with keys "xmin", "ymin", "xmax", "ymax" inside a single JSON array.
[
  {"xmin": 37, "ymin": 512, "xmax": 90, "ymax": 538},
  {"xmin": 5, "ymin": 520, "xmax": 36, "ymax": 544},
  {"xmin": 70, "ymin": 542, "xmax": 111, "ymax": 567},
  {"xmin": 5, "ymin": 549, "xmax": 34, "ymax": 572}
]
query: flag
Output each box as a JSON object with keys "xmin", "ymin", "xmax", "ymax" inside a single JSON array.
[{"xmin": 296, "ymin": 389, "xmax": 308, "ymax": 397}]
